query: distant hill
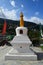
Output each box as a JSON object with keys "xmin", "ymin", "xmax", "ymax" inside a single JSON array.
[
  {"xmin": 0, "ymin": 18, "xmax": 43, "ymax": 36},
  {"xmin": 0, "ymin": 18, "xmax": 39, "ymax": 29}
]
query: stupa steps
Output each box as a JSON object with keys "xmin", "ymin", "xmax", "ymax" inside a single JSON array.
[
  {"xmin": 10, "ymin": 36, "xmax": 31, "ymax": 44},
  {"xmin": 5, "ymin": 54, "xmax": 37, "ymax": 61}
]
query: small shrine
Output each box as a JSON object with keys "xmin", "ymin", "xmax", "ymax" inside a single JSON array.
[{"xmin": 5, "ymin": 12, "xmax": 37, "ymax": 61}]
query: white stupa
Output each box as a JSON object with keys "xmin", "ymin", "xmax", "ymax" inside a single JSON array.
[{"xmin": 5, "ymin": 12, "xmax": 37, "ymax": 60}]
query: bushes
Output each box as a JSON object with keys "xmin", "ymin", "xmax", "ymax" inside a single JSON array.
[
  {"xmin": 28, "ymin": 29, "xmax": 41, "ymax": 46},
  {"xmin": 32, "ymin": 39, "xmax": 40, "ymax": 46},
  {"xmin": 0, "ymin": 40, "xmax": 12, "ymax": 46},
  {"xmin": 40, "ymin": 46, "xmax": 43, "ymax": 50},
  {"xmin": 6, "ymin": 35, "xmax": 14, "ymax": 41}
]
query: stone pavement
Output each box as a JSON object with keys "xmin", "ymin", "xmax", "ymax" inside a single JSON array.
[
  {"xmin": 0, "ymin": 45, "xmax": 43, "ymax": 65},
  {"xmin": 30, "ymin": 47, "xmax": 43, "ymax": 52}
]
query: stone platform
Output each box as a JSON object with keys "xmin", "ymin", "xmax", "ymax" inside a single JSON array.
[{"xmin": 5, "ymin": 48, "xmax": 37, "ymax": 61}]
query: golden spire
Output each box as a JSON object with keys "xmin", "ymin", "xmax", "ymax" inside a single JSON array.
[{"xmin": 20, "ymin": 12, "xmax": 24, "ymax": 27}]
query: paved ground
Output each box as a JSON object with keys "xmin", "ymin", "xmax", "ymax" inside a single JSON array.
[
  {"xmin": 30, "ymin": 47, "xmax": 43, "ymax": 52},
  {"xmin": 0, "ymin": 45, "xmax": 43, "ymax": 65}
]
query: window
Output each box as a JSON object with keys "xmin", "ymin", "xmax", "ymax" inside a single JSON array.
[
  {"xmin": 20, "ymin": 46, "xmax": 22, "ymax": 48},
  {"xmin": 20, "ymin": 30, "xmax": 23, "ymax": 34}
]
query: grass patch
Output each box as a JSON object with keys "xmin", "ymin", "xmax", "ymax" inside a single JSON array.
[{"xmin": 40, "ymin": 46, "xmax": 43, "ymax": 50}]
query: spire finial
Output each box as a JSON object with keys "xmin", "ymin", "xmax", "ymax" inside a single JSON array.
[
  {"xmin": 20, "ymin": 12, "xmax": 23, "ymax": 17},
  {"xmin": 20, "ymin": 12, "xmax": 24, "ymax": 27}
]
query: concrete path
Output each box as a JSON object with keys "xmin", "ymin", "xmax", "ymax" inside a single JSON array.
[{"xmin": 0, "ymin": 46, "xmax": 43, "ymax": 65}]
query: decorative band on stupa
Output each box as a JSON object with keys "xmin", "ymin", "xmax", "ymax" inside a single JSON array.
[{"xmin": 20, "ymin": 12, "xmax": 24, "ymax": 27}]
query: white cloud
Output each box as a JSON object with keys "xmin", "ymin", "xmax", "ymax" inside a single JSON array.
[
  {"xmin": 21, "ymin": 4, "xmax": 24, "ymax": 8},
  {"xmin": 0, "ymin": 7, "xmax": 6, "ymax": 18},
  {"xmin": 23, "ymin": 15, "xmax": 43, "ymax": 24},
  {"xmin": 24, "ymin": 16, "xmax": 43, "ymax": 24},
  {"xmin": 35, "ymin": 12, "xmax": 39, "ymax": 15},
  {"xmin": 10, "ymin": 0, "xmax": 15, "ymax": 7},
  {"xmin": 0, "ymin": 7, "xmax": 19, "ymax": 20},
  {"xmin": 32, "ymin": 0, "xmax": 38, "ymax": 2},
  {"xmin": 0, "ymin": 7, "xmax": 43, "ymax": 24},
  {"xmin": 24, "ymin": 16, "xmax": 29, "ymax": 21},
  {"xmin": 29, "ymin": 17, "xmax": 43, "ymax": 24},
  {"xmin": 32, "ymin": 0, "xmax": 36, "ymax": 2}
]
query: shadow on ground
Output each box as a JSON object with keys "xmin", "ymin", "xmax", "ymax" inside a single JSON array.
[{"xmin": 0, "ymin": 40, "xmax": 12, "ymax": 46}]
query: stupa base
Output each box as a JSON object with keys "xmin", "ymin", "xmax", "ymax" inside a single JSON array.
[{"xmin": 5, "ymin": 48, "xmax": 37, "ymax": 61}]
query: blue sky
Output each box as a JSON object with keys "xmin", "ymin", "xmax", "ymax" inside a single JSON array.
[{"xmin": 0, "ymin": 0, "xmax": 43, "ymax": 24}]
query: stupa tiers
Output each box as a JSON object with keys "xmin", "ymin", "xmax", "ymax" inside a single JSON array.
[{"xmin": 5, "ymin": 12, "xmax": 37, "ymax": 61}]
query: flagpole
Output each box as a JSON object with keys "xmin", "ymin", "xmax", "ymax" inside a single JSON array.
[{"xmin": 0, "ymin": 8, "xmax": 7, "ymax": 40}]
